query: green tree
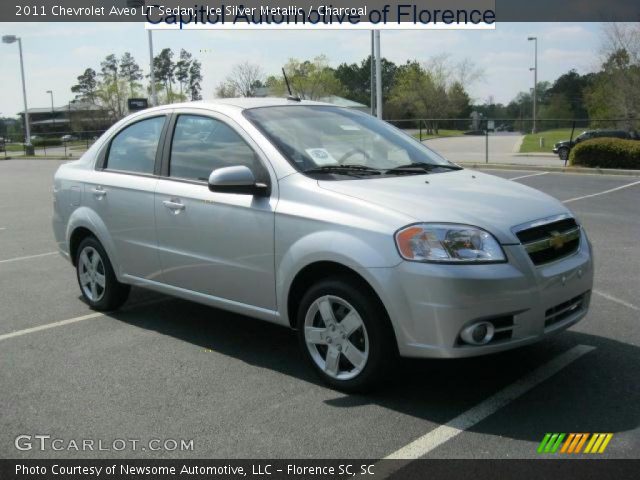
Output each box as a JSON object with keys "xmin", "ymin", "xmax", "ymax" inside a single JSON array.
[
  {"xmin": 188, "ymin": 59, "xmax": 203, "ymax": 101},
  {"xmin": 71, "ymin": 68, "xmax": 98, "ymax": 104},
  {"xmin": 272, "ymin": 55, "xmax": 344, "ymax": 100},
  {"xmin": 175, "ymin": 49, "xmax": 193, "ymax": 96},
  {"xmin": 119, "ymin": 52, "xmax": 143, "ymax": 97},
  {"xmin": 154, "ymin": 48, "xmax": 176, "ymax": 100}
]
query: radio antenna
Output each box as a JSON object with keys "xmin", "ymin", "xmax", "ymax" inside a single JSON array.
[{"xmin": 282, "ymin": 68, "xmax": 300, "ymax": 101}]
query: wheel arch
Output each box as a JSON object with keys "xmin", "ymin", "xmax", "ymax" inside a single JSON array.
[{"xmin": 286, "ymin": 261, "xmax": 397, "ymax": 348}]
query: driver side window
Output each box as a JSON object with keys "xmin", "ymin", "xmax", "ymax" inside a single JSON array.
[{"xmin": 169, "ymin": 115, "xmax": 263, "ymax": 182}]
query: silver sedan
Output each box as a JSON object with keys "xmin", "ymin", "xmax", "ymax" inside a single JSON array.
[{"xmin": 52, "ymin": 98, "xmax": 594, "ymax": 391}]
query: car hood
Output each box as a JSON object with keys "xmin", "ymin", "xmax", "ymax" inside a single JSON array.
[
  {"xmin": 555, "ymin": 140, "xmax": 572, "ymax": 147},
  {"xmin": 318, "ymin": 170, "xmax": 571, "ymax": 244}
]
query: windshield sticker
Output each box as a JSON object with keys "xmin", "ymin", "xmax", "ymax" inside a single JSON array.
[{"xmin": 305, "ymin": 148, "xmax": 338, "ymax": 166}]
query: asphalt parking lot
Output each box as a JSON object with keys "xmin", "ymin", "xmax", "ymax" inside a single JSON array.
[{"xmin": 1, "ymin": 160, "xmax": 639, "ymax": 460}]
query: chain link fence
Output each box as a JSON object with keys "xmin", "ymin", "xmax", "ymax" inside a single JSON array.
[{"xmin": 0, "ymin": 130, "xmax": 107, "ymax": 159}]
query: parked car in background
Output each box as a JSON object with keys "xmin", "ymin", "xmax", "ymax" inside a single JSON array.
[
  {"xmin": 61, "ymin": 134, "xmax": 78, "ymax": 142},
  {"xmin": 52, "ymin": 98, "xmax": 594, "ymax": 391},
  {"xmin": 553, "ymin": 129, "xmax": 634, "ymax": 160}
]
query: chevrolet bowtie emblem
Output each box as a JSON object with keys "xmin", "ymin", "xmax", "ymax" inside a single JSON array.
[{"xmin": 549, "ymin": 231, "xmax": 565, "ymax": 250}]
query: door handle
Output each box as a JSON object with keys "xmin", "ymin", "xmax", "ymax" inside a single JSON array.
[
  {"xmin": 163, "ymin": 199, "xmax": 185, "ymax": 212},
  {"xmin": 92, "ymin": 186, "xmax": 107, "ymax": 198}
]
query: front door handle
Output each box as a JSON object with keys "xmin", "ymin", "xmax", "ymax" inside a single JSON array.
[
  {"xmin": 163, "ymin": 199, "xmax": 185, "ymax": 212},
  {"xmin": 92, "ymin": 186, "xmax": 107, "ymax": 199}
]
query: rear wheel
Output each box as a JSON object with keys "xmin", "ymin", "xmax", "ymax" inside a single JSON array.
[
  {"xmin": 75, "ymin": 236, "xmax": 130, "ymax": 311},
  {"xmin": 297, "ymin": 277, "xmax": 395, "ymax": 392}
]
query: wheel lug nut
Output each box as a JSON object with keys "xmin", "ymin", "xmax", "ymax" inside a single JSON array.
[
  {"xmin": 337, "ymin": 345, "xmax": 342, "ymax": 351},
  {"xmin": 326, "ymin": 338, "xmax": 332, "ymax": 344}
]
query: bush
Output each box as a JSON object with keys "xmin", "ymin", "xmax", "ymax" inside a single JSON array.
[
  {"xmin": 569, "ymin": 138, "xmax": 640, "ymax": 169},
  {"xmin": 31, "ymin": 137, "xmax": 62, "ymax": 147}
]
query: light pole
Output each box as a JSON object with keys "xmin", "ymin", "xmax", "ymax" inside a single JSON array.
[
  {"xmin": 374, "ymin": 30, "xmax": 382, "ymax": 120},
  {"xmin": 2, "ymin": 34, "xmax": 33, "ymax": 154},
  {"xmin": 46, "ymin": 90, "xmax": 55, "ymax": 132},
  {"xmin": 148, "ymin": 30, "xmax": 158, "ymax": 106},
  {"xmin": 528, "ymin": 36, "xmax": 538, "ymax": 134}
]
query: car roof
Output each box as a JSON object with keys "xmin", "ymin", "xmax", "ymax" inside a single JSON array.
[{"xmin": 145, "ymin": 97, "xmax": 334, "ymax": 113}]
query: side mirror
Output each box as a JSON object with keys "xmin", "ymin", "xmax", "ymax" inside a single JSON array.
[{"xmin": 208, "ymin": 165, "xmax": 269, "ymax": 196}]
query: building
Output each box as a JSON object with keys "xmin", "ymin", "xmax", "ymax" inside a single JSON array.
[{"xmin": 18, "ymin": 101, "xmax": 111, "ymax": 136}]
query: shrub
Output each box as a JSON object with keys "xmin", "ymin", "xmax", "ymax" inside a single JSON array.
[
  {"xmin": 31, "ymin": 137, "xmax": 62, "ymax": 147},
  {"xmin": 569, "ymin": 138, "xmax": 640, "ymax": 169}
]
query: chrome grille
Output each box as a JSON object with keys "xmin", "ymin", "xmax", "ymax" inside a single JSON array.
[{"xmin": 515, "ymin": 217, "xmax": 580, "ymax": 266}]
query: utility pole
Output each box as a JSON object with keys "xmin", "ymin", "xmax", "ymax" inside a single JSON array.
[
  {"xmin": 528, "ymin": 36, "xmax": 538, "ymax": 134},
  {"xmin": 374, "ymin": 30, "xmax": 382, "ymax": 120}
]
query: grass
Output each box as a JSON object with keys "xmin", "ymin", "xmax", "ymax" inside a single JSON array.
[
  {"xmin": 412, "ymin": 129, "xmax": 466, "ymax": 141},
  {"xmin": 519, "ymin": 128, "xmax": 575, "ymax": 153}
]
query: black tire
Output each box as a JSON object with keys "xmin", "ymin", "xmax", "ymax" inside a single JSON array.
[
  {"xmin": 558, "ymin": 147, "xmax": 569, "ymax": 161},
  {"xmin": 296, "ymin": 276, "xmax": 396, "ymax": 392},
  {"xmin": 75, "ymin": 236, "xmax": 130, "ymax": 311}
]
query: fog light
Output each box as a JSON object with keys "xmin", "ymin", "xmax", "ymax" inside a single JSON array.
[{"xmin": 460, "ymin": 321, "xmax": 495, "ymax": 345}]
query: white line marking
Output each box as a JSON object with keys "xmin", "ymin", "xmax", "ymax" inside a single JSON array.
[
  {"xmin": 0, "ymin": 227, "xmax": 6, "ymax": 231},
  {"xmin": 594, "ymin": 290, "xmax": 639, "ymax": 311},
  {"xmin": 0, "ymin": 298, "xmax": 167, "ymax": 343},
  {"xmin": 510, "ymin": 172, "xmax": 549, "ymax": 181},
  {"xmin": 0, "ymin": 312, "xmax": 104, "ymax": 342},
  {"xmin": 384, "ymin": 344, "xmax": 595, "ymax": 459},
  {"xmin": 563, "ymin": 180, "xmax": 640, "ymax": 204},
  {"xmin": 0, "ymin": 251, "xmax": 57, "ymax": 264}
]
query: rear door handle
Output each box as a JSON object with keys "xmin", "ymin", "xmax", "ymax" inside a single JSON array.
[
  {"xmin": 92, "ymin": 186, "xmax": 107, "ymax": 198},
  {"xmin": 163, "ymin": 199, "xmax": 185, "ymax": 212}
]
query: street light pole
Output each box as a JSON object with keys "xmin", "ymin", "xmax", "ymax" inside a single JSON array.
[
  {"xmin": 528, "ymin": 36, "xmax": 538, "ymax": 134},
  {"xmin": 2, "ymin": 35, "xmax": 32, "ymax": 152},
  {"xmin": 370, "ymin": 30, "xmax": 375, "ymax": 116},
  {"xmin": 46, "ymin": 90, "xmax": 55, "ymax": 132},
  {"xmin": 374, "ymin": 30, "xmax": 382, "ymax": 120},
  {"xmin": 148, "ymin": 30, "xmax": 158, "ymax": 106}
]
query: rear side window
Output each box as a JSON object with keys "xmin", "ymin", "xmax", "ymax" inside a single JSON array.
[
  {"xmin": 106, "ymin": 116, "xmax": 165, "ymax": 174},
  {"xmin": 169, "ymin": 115, "xmax": 262, "ymax": 181}
]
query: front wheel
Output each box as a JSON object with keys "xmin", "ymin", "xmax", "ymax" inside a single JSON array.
[
  {"xmin": 558, "ymin": 147, "xmax": 569, "ymax": 161},
  {"xmin": 297, "ymin": 277, "xmax": 395, "ymax": 392},
  {"xmin": 75, "ymin": 236, "xmax": 130, "ymax": 311}
]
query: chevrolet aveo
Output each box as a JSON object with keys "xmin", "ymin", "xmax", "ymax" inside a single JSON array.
[{"xmin": 53, "ymin": 98, "xmax": 594, "ymax": 391}]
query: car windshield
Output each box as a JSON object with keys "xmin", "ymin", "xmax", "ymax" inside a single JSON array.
[{"xmin": 243, "ymin": 105, "xmax": 457, "ymax": 178}]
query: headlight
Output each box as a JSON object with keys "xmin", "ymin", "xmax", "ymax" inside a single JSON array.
[{"xmin": 395, "ymin": 223, "xmax": 506, "ymax": 263}]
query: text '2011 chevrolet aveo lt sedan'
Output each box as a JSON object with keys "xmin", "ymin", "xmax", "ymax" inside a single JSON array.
[{"xmin": 52, "ymin": 98, "xmax": 594, "ymax": 391}]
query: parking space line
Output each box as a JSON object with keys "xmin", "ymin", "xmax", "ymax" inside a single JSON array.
[
  {"xmin": 0, "ymin": 251, "xmax": 57, "ymax": 264},
  {"xmin": 0, "ymin": 312, "xmax": 104, "ymax": 342},
  {"xmin": 509, "ymin": 172, "xmax": 549, "ymax": 181},
  {"xmin": 384, "ymin": 344, "xmax": 596, "ymax": 459},
  {"xmin": 0, "ymin": 298, "xmax": 167, "ymax": 343},
  {"xmin": 594, "ymin": 290, "xmax": 639, "ymax": 312},
  {"xmin": 563, "ymin": 180, "xmax": 640, "ymax": 204}
]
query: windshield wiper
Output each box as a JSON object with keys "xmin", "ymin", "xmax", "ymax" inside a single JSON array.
[
  {"xmin": 385, "ymin": 162, "xmax": 463, "ymax": 175},
  {"xmin": 302, "ymin": 164, "xmax": 382, "ymax": 177}
]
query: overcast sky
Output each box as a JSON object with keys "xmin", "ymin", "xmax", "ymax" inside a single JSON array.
[{"xmin": 0, "ymin": 22, "xmax": 604, "ymax": 116}]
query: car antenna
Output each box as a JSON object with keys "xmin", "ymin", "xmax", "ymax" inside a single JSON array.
[{"xmin": 282, "ymin": 68, "xmax": 300, "ymax": 102}]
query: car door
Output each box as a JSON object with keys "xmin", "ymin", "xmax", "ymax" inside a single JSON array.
[
  {"xmin": 85, "ymin": 114, "xmax": 168, "ymax": 280},
  {"xmin": 154, "ymin": 111, "xmax": 277, "ymax": 311}
]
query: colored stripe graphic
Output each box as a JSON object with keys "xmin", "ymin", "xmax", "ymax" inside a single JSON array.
[{"xmin": 538, "ymin": 433, "xmax": 613, "ymax": 454}]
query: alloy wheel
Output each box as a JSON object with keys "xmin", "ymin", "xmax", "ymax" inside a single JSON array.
[
  {"xmin": 304, "ymin": 295, "xmax": 369, "ymax": 380},
  {"xmin": 78, "ymin": 246, "xmax": 106, "ymax": 302}
]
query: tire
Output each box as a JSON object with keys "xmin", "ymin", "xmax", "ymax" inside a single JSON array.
[
  {"xmin": 296, "ymin": 277, "xmax": 396, "ymax": 392},
  {"xmin": 75, "ymin": 236, "xmax": 130, "ymax": 311},
  {"xmin": 558, "ymin": 147, "xmax": 569, "ymax": 161}
]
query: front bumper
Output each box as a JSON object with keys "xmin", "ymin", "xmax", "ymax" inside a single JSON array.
[{"xmin": 366, "ymin": 230, "xmax": 594, "ymax": 358}]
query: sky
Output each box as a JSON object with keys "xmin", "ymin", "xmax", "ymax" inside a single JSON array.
[{"xmin": 0, "ymin": 22, "xmax": 604, "ymax": 117}]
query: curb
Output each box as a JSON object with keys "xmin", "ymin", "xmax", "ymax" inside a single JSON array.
[{"xmin": 459, "ymin": 162, "xmax": 640, "ymax": 177}]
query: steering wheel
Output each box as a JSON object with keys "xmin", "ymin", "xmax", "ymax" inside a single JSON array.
[{"xmin": 338, "ymin": 148, "xmax": 372, "ymax": 164}]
